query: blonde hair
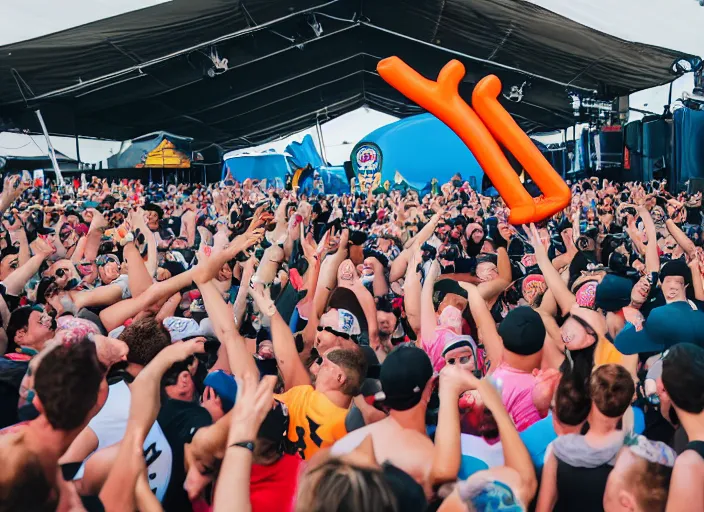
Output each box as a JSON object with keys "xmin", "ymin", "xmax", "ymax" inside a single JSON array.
[{"xmin": 296, "ymin": 458, "xmax": 398, "ymax": 512}]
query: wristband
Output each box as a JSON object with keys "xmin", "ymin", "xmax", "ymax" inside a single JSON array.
[{"xmin": 229, "ymin": 440, "xmax": 255, "ymax": 452}]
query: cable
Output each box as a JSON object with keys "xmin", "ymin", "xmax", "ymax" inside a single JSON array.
[{"xmin": 0, "ymin": 140, "xmax": 33, "ymax": 150}]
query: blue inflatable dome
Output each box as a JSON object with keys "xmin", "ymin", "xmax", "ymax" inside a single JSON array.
[{"xmin": 350, "ymin": 113, "xmax": 485, "ymax": 193}]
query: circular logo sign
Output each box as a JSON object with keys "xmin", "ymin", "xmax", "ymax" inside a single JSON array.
[{"xmin": 355, "ymin": 144, "xmax": 379, "ymax": 172}]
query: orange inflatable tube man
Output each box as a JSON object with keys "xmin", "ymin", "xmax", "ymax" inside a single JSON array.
[{"xmin": 377, "ymin": 57, "xmax": 571, "ymax": 225}]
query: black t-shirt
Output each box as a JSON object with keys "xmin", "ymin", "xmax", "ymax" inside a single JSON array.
[
  {"xmin": 0, "ymin": 356, "xmax": 28, "ymax": 428},
  {"xmin": 555, "ymin": 460, "xmax": 612, "ymax": 512},
  {"xmin": 157, "ymin": 398, "xmax": 212, "ymax": 512},
  {"xmin": 0, "ymin": 283, "xmax": 20, "ymax": 316}
]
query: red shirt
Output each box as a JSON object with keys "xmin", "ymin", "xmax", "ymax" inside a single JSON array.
[
  {"xmin": 190, "ymin": 455, "xmax": 302, "ymax": 512},
  {"xmin": 250, "ymin": 454, "xmax": 301, "ymax": 512}
]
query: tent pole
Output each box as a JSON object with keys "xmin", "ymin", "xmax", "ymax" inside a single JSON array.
[
  {"xmin": 562, "ymin": 128, "xmax": 567, "ymax": 178},
  {"xmin": 35, "ymin": 110, "xmax": 65, "ymax": 187},
  {"xmin": 315, "ymin": 115, "xmax": 328, "ymax": 165},
  {"xmin": 74, "ymin": 132, "xmax": 81, "ymax": 167}
]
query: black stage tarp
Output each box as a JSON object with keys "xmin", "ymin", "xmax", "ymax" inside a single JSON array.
[{"xmin": 0, "ymin": 0, "xmax": 698, "ymax": 152}]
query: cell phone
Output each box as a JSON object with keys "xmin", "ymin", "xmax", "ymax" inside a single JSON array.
[
  {"xmin": 622, "ymin": 207, "xmax": 637, "ymax": 217},
  {"xmin": 255, "ymin": 357, "xmax": 279, "ymax": 377}
]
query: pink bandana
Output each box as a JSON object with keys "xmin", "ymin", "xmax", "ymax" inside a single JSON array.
[{"xmin": 575, "ymin": 280, "xmax": 598, "ymax": 308}]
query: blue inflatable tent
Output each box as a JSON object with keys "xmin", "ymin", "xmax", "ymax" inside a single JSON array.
[{"xmin": 222, "ymin": 134, "xmax": 350, "ymax": 194}]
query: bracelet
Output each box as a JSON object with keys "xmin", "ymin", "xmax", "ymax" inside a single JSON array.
[{"xmin": 229, "ymin": 440, "xmax": 255, "ymax": 452}]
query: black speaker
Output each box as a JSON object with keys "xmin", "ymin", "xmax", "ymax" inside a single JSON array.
[
  {"xmin": 596, "ymin": 127, "xmax": 623, "ymax": 169},
  {"xmin": 343, "ymin": 160, "xmax": 355, "ymax": 182},
  {"xmin": 688, "ymin": 178, "xmax": 704, "ymax": 195}
]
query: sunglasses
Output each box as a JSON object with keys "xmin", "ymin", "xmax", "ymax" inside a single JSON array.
[
  {"xmin": 446, "ymin": 356, "xmax": 472, "ymax": 365},
  {"xmin": 317, "ymin": 325, "xmax": 353, "ymax": 340}
]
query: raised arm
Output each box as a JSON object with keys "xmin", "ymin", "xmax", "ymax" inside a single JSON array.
[
  {"xmin": 0, "ymin": 175, "xmax": 29, "ymax": 216},
  {"xmin": 79, "ymin": 209, "xmax": 108, "ymax": 264},
  {"xmin": 250, "ymin": 287, "xmax": 310, "ymax": 390},
  {"xmin": 624, "ymin": 218, "xmax": 647, "ymax": 258},
  {"xmin": 195, "ymin": 275, "xmax": 259, "ymax": 380},
  {"xmin": 527, "ymin": 223, "xmax": 576, "ymax": 316},
  {"xmin": 403, "ymin": 248, "xmax": 423, "ymax": 338},
  {"xmin": 462, "ymin": 283, "xmax": 504, "ymax": 370},
  {"xmin": 10, "ymin": 224, "xmax": 30, "ymax": 266},
  {"xmin": 212, "ymin": 374, "xmax": 277, "ymax": 512},
  {"xmin": 99, "ymin": 339, "xmax": 205, "ymax": 510},
  {"xmin": 477, "ymin": 247, "xmax": 511, "ymax": 301},
  {"xmin": 420, "ymin": 260, "xmax": 440, "ymax": 342},
  {"xmin": 638, "ymin": 206, "xmax": 662, "ymax": 273},
  {"xmin": 233, "ymin": 258, "xmax": 256, "ymax": 328},
  {"xmin": 3, "ymin": 238, "xmax": 54, "ymax": 296},
  {"xmin": 665, "ymin": 217, "xmax": 697, "ymax": 261},
  {"xmin": 551, "ymin": 228, "xmax": 578, "ymax": 270},
  {"xmin": 99, "ymin": 268, "xmax": 195, "ymax": 332},
  {"xmin": 479, "ymin": 376, "xmax": 537, "ymax": 505},
  {"xmin": 689, "ymin": 258, "xmax": 704, "ymax": 301},
  {"xmin": 430, "ymin": 365, "xmax": 465, "ymax": 485}
]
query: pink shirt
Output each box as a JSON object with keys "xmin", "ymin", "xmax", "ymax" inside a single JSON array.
[
  {"xmin": 422, "ymin": 327, "xmax": 456, "ymax": 372},
  {"xmin": 492, "ymin": 362, "xmax": 542, "ymax": 432}
]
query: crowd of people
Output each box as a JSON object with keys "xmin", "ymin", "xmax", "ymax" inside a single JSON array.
[{"xmin": 0, "ymin": 171, "xmax": 702, "ymax": 512}]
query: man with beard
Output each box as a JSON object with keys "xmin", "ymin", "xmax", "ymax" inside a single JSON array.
[{"xmin": 374, "ymin": 296, "xmax": 402, "ymax": 361}]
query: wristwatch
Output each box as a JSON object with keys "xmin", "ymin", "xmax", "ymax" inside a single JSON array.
[{"xmin": 229, "ymin": 440, "xmax": 255, "ymax": 452}]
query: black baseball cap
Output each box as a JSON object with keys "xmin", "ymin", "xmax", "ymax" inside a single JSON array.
[
  {"xmin": 143, "ymin": 203, "xmax": 164, "ymax": 219},
  {"xmin": 375, "ymin": 345, "xmax": 433, "ymax": 411},
  {"xmin": 433, "ymin": 279, "xmax": 468, "ymax": 302},
  {"xmin": 595, "ymin": 274, "xmax": 633, "ymax": 312},
  {"xmin": 258, "ymin": 399, "xmax": 290, "ymax": 446},
  {"xmin": 498, "ymin": 306, "xmax": 545, "ymax": 356},
  {"xmin": 660, "ymin": 259, "xmax": 692, "ymax": 287}
]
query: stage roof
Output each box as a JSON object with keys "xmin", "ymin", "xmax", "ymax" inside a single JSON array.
[{"xmin": 0, "ymin": 0, "xmax": 699, "ymax": 152}]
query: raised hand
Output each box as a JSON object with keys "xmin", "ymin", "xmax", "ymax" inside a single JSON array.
[
  {"xmin": 525, "ymin": 223, "xmax": 548, "ymax": 259},
  {"xmin": 1, "ymin": 175, "xmax": 25, "ymax": 204},
  {"xmin": 427, "ymin": 259, "xmax": 441, "ymax": 283},
  {"xmin": 301, "ymin": 231, "xmax": 319, "ymax": 263},
  {"xmin": 229, "ymin": 374, "xmax": 278, "ymax": 441},
  {"xmin": 248, "ymin": 204, "xmax": 274, "ymax": 233},
  {"xmin": 156, "ymin": 336, "xmax": 206, "ymax": 369},
  {"xmin": 248, "ymin": 283, "xmax": 276, "ymax": 318},
  {"xmin": 30, "ymin": 236, "xmax": 56, "ymax": 259},
  {"xmin": 229, "ymin": 227, "xmax": 265, "ymax": 258}
]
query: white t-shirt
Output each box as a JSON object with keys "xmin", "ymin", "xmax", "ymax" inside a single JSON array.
[
  {"xmin": 80, "ymin": 381, "xmax": 173, "ymax": 501},
  {"xmin": 112, "ymin": 274, "xmax": 132, "ymax": 300},
  {"xmin": 460, "ymin": 433, "xmax": 505, "ymax": 468}
]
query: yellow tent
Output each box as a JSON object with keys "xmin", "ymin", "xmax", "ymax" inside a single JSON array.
[{"xmin": 140, "ymin": 139, "xmax": 191, "ymax": 168}]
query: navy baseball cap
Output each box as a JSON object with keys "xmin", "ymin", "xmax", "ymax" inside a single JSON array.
[{"xmin": 203, "ymin": 370, "xmax": 237, "ymax": 412}]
